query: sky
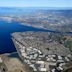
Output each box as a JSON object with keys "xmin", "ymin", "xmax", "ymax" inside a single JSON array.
[{"xmin": 0, "ymin": 0, "xmax": 72, "ymax": 7}]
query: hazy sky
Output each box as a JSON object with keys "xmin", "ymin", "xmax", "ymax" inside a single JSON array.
[{"xmin": 0, "ymin": 0, "xmax": 72, "ymax": 7}]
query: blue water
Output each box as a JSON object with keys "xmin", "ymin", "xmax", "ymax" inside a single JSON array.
[
  {"xmin": 0, "ymin": 20, "xmax": 72, "ymax": 54},
  {"xmin": 0, "ymin": 21, "xmax": 50, "ymax": 54}
]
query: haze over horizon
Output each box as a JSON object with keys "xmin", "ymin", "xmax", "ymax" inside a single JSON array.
[{"xmin": 0, "ymin": 0, "xmax": 72, "ymax": 8}]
